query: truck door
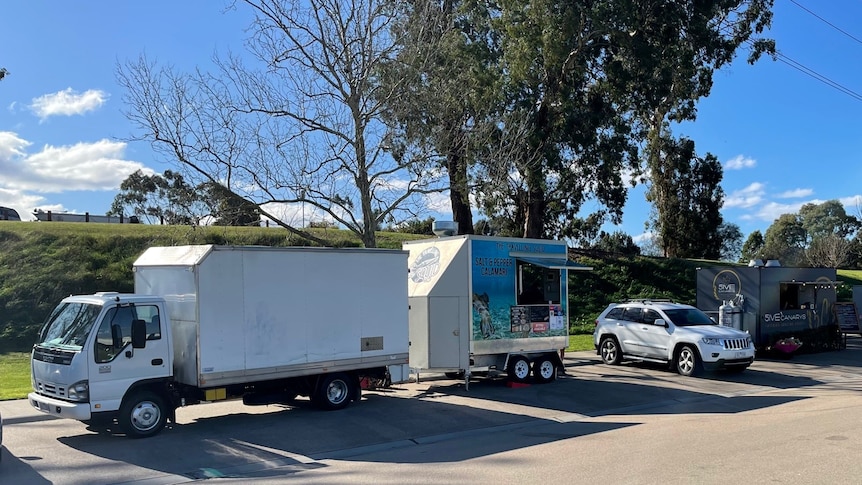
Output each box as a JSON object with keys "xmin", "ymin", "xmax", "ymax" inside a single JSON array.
[{"xmin": 87, "ymin": 303, "xmax": 171, "ymax": 412}]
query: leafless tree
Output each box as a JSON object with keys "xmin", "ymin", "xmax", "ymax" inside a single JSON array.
[
  {"xmin": 805, "ymin": 235, "xmax": 854, "ymax": 269},
  {"xmin": 118, "ymin": 0, "xmax": 446, "ymax": 247}
]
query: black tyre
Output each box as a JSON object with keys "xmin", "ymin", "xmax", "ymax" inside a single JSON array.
[
  {"xmin": 599, "ymin": 336, "xmax": 622, "ymax": 365},
  {"xmin": 119, "ymin": 391, "xmax": 168, "ymax": 438},
  {"xmin": 507, "ymin": 356, "xmax": 531, "ymax": 383},
  {"xmin": 532, "ymin": 358, "xmax": 556, "ymax": 383},
  {"xmin": 675, "ymin": 345, "xmax": 703, "ymax": 377},
  {"xmin": 312, "ymin": 373, "xmax": 354, "ymax": 410}
]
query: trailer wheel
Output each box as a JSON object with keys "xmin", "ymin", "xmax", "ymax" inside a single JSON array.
[
  {"xmin": 532, "ymin": 358, "xmax": 556, "ymax": 383},
  {"xmin": 313, "ymin": 373, "xmax": 354, "ymax": 410},
  {"xmin": 119, "ymin": 391, "xmax": 167, "ymax": 438},
  {"xmin": 507, "ymin": 356, "xmax": 531, "ymax": 383}
]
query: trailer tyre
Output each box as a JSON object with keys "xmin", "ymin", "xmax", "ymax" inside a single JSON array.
[
  {"xmin": 313, "ymin": 373, "xmax": 354, "ymax": 411},
  {"xmin": 120, "ymin": 391, "xmax": 167, "ymax": 438},
  {"xmin": 532, "ymin": 358, "xmax": 556, "ymax": 383},
  {"xmin": 507, "ymin": 356, "xmax": 531, "ymax": 383}
]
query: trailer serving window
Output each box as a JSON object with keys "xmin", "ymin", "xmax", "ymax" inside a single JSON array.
[
  {"xmin": 515, "ymin": 256, "xmax": 590, "ymax": 305},
  {"xmin": 780, "ymin": 281, "xmax": 830, "ymax": 310}
]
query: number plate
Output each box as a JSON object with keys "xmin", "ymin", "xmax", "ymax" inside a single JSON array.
[{"xmin": 734, "ymin": 351, "xmax": 747, "ymax": 358}]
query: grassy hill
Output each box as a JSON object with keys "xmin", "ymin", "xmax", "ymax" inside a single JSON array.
[{"xmin": 3, "ymin": 221, "xmax": 857, "ymax": 353}]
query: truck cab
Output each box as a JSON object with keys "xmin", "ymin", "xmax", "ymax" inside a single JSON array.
[{"xmin": 29, "ymin": 293, "xmax": 172, "ymax": 433}]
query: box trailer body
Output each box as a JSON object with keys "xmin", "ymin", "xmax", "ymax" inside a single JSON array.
[
  {"xmin": 404, "ymin": 235, "xmax": 590, "ymax": 383},
  {"xmin": 696, "ymin": 265, "xmax": 840, "ymax": 352},
  {"xmin": 29, "ymin": 245, "xmax": 409, "ymax": 438}
]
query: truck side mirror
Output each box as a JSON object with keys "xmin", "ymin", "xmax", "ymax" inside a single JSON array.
[
  {"xmin": 131, "ymin": 319, "xmax": 147, "ymax": 349},
  {"xmin": 654, "ymin": 318, "xmax": 668, "ymax": 328}
]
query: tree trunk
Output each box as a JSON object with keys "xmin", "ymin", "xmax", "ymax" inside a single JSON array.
[{"xmin": 447, "ymin": 137, "xmax": 473, "ymax": 235}]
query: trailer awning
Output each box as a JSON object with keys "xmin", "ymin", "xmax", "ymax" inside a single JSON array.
[{"xmin": 515, "ymin": 256, "xmax": 593, "ymax": 271}]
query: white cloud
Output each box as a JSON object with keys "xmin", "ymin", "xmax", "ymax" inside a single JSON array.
[
  {"xmin": 0, "ymin": 132, "xmax": 152, "ymax": 194},
  {"xmin": 424, "ymin": 192, "xmax": 451, "ymax": 214},
  {"xmin": 31, "ymin": 88, "xmax": 108, "ymax": 120},
  {"xmin": 777, "ymin": 188, "xmax": 814, "ymax": 199},
  {"xmin": 632, "ymin": 231, "xmax": 654, "ymax": 245},
  {"xmin": 724, "ymin": 155, "xmax": 756, "ymax": 170},
  {"xmin": 724, "ymin": 182, "xmax": 765, "ymax": 209},
  {"xmin": 753, "ymin": 200, "xmax": 824, "ymax": 223}
]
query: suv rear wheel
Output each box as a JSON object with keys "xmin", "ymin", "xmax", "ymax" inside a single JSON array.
[{"xmin": 599, "ymin": 336, "xmax": 622, "ymax": 365}]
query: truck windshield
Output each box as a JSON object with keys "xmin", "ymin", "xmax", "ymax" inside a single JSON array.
[{"xmin": 37, "ymin": 302, "xmax": 103, "ymax": 351}]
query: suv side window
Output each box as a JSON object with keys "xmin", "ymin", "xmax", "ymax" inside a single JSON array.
[
  {"xmin": 621, "ymin": 307, "xmax": 644, "ymax": 323},
  {"xmin": 643, "ymin": 309, "xmax": 661, "ymax": 325},
  {"xmin": 606, "ymin": 307, "xmax": 624, "ymax": 320}
]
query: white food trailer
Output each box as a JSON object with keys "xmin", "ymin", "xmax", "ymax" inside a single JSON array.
[{"xmin": 404, "ymin": 234, "xmax": 591, "ymax": 386}]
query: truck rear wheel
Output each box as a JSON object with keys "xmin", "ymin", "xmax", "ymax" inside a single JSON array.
[
  {"xmin": 120, "ymin": 391, "xmax": 167, "ymax": 438},
  {"xmin": 312, "ymin": 373, "xmax": 354, "ymax": 410}
]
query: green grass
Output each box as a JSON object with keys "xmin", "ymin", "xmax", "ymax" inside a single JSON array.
[
  {"xmin": 566, "ymin": 334, "xmax": 595, "ymax": 352},
  {"xmin": 0, "ymin": 352, "xmax": 31, "ymax": 400}
]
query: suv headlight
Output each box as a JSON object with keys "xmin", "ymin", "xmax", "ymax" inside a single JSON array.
[
  {"xmin": 701, "ymin": 337, "xmax": 723, "ymax": 346},
  {"xmin": 67, "ymin": 380, "xmax": 89, "ymax": 402}
]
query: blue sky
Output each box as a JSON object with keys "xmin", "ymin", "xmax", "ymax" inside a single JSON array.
[{"xmin": 1, "ymin": 1, "xmax": 861, "ymax": 244}]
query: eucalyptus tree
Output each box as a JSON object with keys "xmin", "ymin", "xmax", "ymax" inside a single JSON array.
[
  {"xmin": 379, "ymin": 0, "xmax": 520, "ymax": 235},
  {"xmin": 740, "ymin": 230, "xmax": 765, "ymax": 263},
  {"xmin": 471, "ymin": 0, "xmax": 773, "ymax": 239},
  {"xmin": 646, "ymin": 136, "xmax": 725, "ymax": 258},
  {"xmin": 798, "ymin": 200, "xmax": 859, "ymax": 240},
  {"xmin": 119, "ymin": 0, "xmax": 445, "ymax": 248},
  {"xmin": 617, "ymin": 1, "xmax": 774, "ymax": 250},
  {"xmin": 762, "ymin": 213, "xmax": 807, "ymax": 266}
]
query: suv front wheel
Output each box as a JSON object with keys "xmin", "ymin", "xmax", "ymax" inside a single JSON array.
[
  {"xmin": 675, "ymin": 344, "xmax": 702, "ymax": 377},
  {"xmin": 599, "ymin": 336, "xmax": 622, "ymax": 365}
]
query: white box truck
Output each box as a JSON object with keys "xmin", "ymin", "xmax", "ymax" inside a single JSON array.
[
  {"xmin": 28, "ymin": 245, "xmax": 409, "ymax": 438},
  {"xmin": 404, "ymin": 235, "xmax": 591, "ymax": 387}
]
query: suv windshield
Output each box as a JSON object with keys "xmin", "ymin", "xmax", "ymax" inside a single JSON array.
[
  {"xmin": 663, "ymin": 308, "xmax": 715, "ymax": 327},
  {"xmin": 37, "ymin": 302, "xmax": 103, "ymax": 351}
]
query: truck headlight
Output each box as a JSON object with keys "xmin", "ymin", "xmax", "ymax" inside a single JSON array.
[
  {"xmin": 701, "ymin": 337, "xmax": 722, "ymax": 346},
  {"xmin": 67, "ymin": 380, "xmax": 89, "ymax": 402}
]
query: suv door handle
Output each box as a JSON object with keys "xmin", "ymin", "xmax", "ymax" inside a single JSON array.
[{"xmin": 151, "ymin": 358, "xmax": 163, "ymax": 366}]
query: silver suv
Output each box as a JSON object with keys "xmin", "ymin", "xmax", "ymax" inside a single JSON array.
[{"xmin": 593, "ymin": 300, "xmax": 755, "ymax": 376}]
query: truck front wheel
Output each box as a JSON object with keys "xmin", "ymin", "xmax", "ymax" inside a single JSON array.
[
  {"xmin": 120, "ymin": 391, "xmax": 168, "ymax": 438},
  {"xmin": 312, "ymin": 373, "xmax": 354, "ymax": 411}
]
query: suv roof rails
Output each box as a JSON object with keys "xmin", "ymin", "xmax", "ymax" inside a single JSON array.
[{"xmin": 624, "ymin": 298, "xmax": 676, "ymax": 304}]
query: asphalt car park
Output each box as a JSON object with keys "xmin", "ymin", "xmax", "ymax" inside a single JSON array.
[{"xmin": 2, "ymin": 340, "xmax": 861, "ymax": 484}]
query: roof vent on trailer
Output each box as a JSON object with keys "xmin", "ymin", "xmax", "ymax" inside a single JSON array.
[
  {"xmin": 432, "ymin": 221, "xmax": 458, "ymax": 237},
  {"xmin": 748, "ymin": 259, "xmax": 764, "ymax": 267},
  {"xmin": 765, "ymin": 259, "xmax": 781, "ymax": 267}
]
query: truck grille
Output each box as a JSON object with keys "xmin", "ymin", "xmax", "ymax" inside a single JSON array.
[
  {"xmin": 34, "ymin": 379, "xmax": 67, "ymax": 399},
  {"xmin": 724, "ymin": 338, "xmax": 750, "ymax": 350},
  {"xmin": 33, "ymin": 347, "xmax": 74, "ymax": 365}
]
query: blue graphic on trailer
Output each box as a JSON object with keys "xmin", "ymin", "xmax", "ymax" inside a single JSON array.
[{"xmin": 470, "ymin": 239, "xmax": 568, "ymax": 340}]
